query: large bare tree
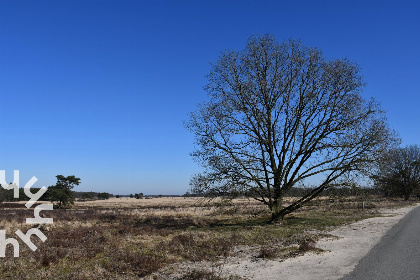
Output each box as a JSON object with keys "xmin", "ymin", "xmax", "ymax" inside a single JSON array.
[{"xmin": 186, "ymin": 35, "xmax": 395, "ymax": 221}]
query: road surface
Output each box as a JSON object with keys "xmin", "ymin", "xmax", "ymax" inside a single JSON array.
[{"xmin": 341, "ymin": 205, "xmax": 420, "ymax": 280}]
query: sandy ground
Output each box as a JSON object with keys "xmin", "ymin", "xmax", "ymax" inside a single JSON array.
[{"xmin": 220, "ymin": 203, "xmax": 420, "ymax": 280}]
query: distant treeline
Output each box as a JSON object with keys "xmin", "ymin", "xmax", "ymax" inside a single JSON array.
[
  {"xmin": 117, "ymin": 194, "xmax": 183, "ymax": 198},
  {"xmin": 0, "ymin": 187, "xmax": 48, "ymax": 202},
  {"xmin": 185, "ymin": 186, "xmax": 383, "ymax": 198},
  {"xmin": 0, "ymin": 186, "xmax": 187, "ymax": 203},
  {"xmin": 7, "ymin": 185, "xmax": 382, "ymax": 202},
  {"xmin": 74, "ymin": 191, "xmax": 114, "ymax": 201},
  {"xmin": 286, "ymin": 186, "xmax": 382, "ymax": 197},
  {"xmin": 0, "ymin": 187, "xmax": 115, "ymax": 202}
]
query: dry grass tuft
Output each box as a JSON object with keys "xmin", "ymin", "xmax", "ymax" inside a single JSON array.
[{"xmin": 298, "ymin": 238, "xmax": 317, "ymax": 252}]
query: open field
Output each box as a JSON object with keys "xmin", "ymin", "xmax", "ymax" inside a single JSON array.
[{"xmin": 0, "ymin": 196, "xmax": 417, "ymax": 279}]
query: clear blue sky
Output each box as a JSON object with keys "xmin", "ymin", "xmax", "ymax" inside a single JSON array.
[{"xmin": 0, "ymin": 0, "xmax": 419, "ymax": 195}]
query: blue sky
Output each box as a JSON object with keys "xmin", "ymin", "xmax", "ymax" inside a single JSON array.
[{"xmin": 0, "ymin": 0, "xmax": 419, "ymax": 195}]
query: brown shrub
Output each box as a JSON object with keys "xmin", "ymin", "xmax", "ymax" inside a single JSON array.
[
  {"xmin": 135, "ymin": 215, "xmax": 203, "ymax": 229},
  {"xmin": 168, "ymin": 232, "xmax": 236, "ymax": 262},
  {"xmin": 256, "ymin": 246, "xmax": 280, "ymax": 259},
  {"xmin": 35, "ymin": 247, "xmax": 69, "ymax": 266},
  {"xmin": 298, "ymin": 238, "xmax": 316, "ymax": 252},
  {"xmin": 102, "ymin": 247, "xmax": 166, "ymax": 277}
]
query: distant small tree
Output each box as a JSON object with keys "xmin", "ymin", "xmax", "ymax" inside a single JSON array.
[
  {"xmin": 116, "ymin": 195, "xmax": 120, "ymax": 198},
  {"xmin": 98, "ymin": 192, "xmax": 110, "ymax": 200},
  {"xmin": 47, "ymin": 175, "xmax": 80, "ymax": 208},
  {"xmin": 134, "ymin": 193, "xmax": 144, "ymax": 199},
  {"xmin": 374, "ymin": 145, "xmax": 420, "ymax": 200},
  {"xmin": 130, "ymin": 194, "xmax": 134, "ymax": 198}
]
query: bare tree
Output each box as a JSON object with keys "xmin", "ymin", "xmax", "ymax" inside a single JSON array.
[
  {"xmin": 374, "ymin": 145, "xmax": 420, "ymax": 200},
  {"xmin": 186, "ymin": 34, "xmax": 396, "ymax": 222}
]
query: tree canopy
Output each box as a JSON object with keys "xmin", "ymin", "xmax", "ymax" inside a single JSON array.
[
  {"xmin": 47, "ymin": 175, "xmax": 81, "ymax": 208},
  {"xmin": 374, "ymin": 145, "xmax": 420, "ymax": 199},
  {"xmin": 187, "ymin": 34, "xmax": 395, "ymax": 221}
]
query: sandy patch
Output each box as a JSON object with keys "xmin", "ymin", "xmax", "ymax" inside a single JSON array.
[{"xmin": 220, "ymin": 203, "xmax": 420, "ymax": 280}]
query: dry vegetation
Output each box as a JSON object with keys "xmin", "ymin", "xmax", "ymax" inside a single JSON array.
[{"xmin": 0, "ymin": 196, "xmax": 416, "ymax": 279}]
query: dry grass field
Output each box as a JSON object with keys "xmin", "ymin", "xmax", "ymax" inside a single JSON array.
[{"xmin": 0, "ymin": 196, "xmax": 415, "ymax": 279}]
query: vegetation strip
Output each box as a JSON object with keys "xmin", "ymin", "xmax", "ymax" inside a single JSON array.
[{"xmin": 0, "ymin": 196, "xmax": 415, "ymax": 279}]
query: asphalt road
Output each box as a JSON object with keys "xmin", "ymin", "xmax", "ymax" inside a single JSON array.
[{"xmin": 341, "ymin": 205, "xmax": 420, "ymax": 280}]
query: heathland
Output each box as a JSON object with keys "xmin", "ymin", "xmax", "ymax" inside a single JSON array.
[{"xmin": 0, "ymin": 196, "xmax": 416, "ymax": 279}]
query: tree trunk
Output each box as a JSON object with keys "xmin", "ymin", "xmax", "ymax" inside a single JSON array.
[
  {"xmin": 270, "ymin": 200, "xmax": 305, "ymax": 223},
  {"xmin": 270, "ymin": 199, "xmax": 291, "ymax": 223},
  {"xmin": 270, "ymin": 200, "xmax": 283, "ymax": 222}
]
